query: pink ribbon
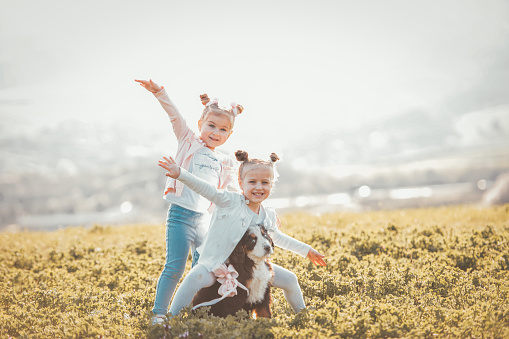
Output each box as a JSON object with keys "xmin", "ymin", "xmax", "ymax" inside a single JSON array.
[
  {"xmin": 192, "ymin": 263, "xmax": 249, "ymax": 310},
  {"xmin": 231, "ymin": 102, "xmax": 239, "ymax": 116}
]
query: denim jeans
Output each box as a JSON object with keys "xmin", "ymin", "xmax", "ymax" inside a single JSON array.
[{"xmin": 152, "ymin": 204, "xmax": 210, "ymax": 315}]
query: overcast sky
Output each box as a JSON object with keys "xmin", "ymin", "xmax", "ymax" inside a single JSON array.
[{"xmin": 1, "ymin": 0, "xmax": 508, "ymax": 157}]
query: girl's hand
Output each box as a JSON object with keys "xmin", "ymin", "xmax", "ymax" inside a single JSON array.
[
  {"xmin": 307, "ymin": 248, "xmax": 326, "ymax": 266},
  {"xmin": 135, "ymin": 79, "xmax": 162, "ymax": 93},
  {"xmin": 158, "ymin": 156, "xmax": 181, "ymax": 179}
]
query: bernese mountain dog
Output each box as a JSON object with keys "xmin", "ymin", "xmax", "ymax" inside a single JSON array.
[{"xmin": 192, "ymin": 224, "xmax": 275, "ymax": 318}]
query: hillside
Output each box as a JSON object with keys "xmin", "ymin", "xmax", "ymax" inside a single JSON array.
[{"xmin": 2, "ymin": 111, "xmax": 509, "ymax": 230}]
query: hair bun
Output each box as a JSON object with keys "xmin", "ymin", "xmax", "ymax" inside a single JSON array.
[
  {"xmin": 200, "ymin": 94, "xmax": 210, "ymax": 106},
  {"xmin": 235, "ymin": 150, "xmax": 249, "ymax": 162},
  {"xmin": 270, "ymin": 153, "xmax": 279, "ymax": 163}
]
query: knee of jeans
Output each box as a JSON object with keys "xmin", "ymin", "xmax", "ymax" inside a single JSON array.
[{"xmin": 162, "ymin": 262, "xmax": 186, "ymax": 276}]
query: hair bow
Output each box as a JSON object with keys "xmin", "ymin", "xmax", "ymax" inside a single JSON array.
[
  {"xmin": 230, "ymin": 102, "xmax": 239, "ymax": 117},
  {"xmin": 206, "ymin": 97, "xmax": 219, "ymax": 107},
  {"xmin": 192, "ymin": 263, "xmax": 249, "ymax": 310}
]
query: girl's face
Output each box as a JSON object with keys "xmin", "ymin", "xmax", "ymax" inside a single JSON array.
[
  {"xmin": 198, "ymin": 113, "xmax": 233, "ymax": 150},
  {"xmin": 239, "ymin": 165, "xmax": 273, "ymax": 205}
]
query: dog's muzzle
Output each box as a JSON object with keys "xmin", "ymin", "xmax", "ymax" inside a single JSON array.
[{"xmin": 264, "ymin": 245, "xmax": 273, "ymax": 255}]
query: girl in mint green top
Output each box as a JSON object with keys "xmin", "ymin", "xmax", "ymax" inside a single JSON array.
[{"xmin": 158, "ymin": 150, "xmax": 326, "ymax": 317}]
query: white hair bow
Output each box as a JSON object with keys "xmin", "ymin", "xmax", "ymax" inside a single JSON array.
[{"xmin": 206, "ymin": 97, "xmax": 219, "ymax": 107}]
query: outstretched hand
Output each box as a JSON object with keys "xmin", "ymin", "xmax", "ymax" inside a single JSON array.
[
  {"xmin": 135, "ymin": 79, "xmax": 162, "ymax": 93},
  {"xmin": 158, "ymin": 156, "xmax": 181, "ymax": 179},
  {"xmin": 307, "ymin": 248, "xmax": 326, "ymax": 266}
]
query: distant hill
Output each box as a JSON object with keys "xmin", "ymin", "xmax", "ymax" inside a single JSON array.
[
  {"xmin": 284, "ymin": 104, "xmax": 509, "ymax": 169},
  {"xmin": 1, "ymin": 107, "xmax": 508, "ymax": 228}
]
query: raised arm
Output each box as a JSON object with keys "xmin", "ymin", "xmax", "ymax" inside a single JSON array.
[
  {"xmin": 135, "ymin": 79, "xmax": 162, "ymax": 93},
  {"xmin": 135, "ymin": 79, "xmax": 192, "ymax": 140},
  {"xmin": 158, "ymin": 156, "xmax": 234, "ymax": 208}
]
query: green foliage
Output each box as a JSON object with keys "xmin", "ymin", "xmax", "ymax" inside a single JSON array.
[{"xmin": 1, "ymin": 205, "xmax": 509, "ymax": 338}]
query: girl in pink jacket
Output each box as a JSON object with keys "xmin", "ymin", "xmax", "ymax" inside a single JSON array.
[{"xmin": 136, "ymin": 79, "xmax": 242, "ymax": 325}]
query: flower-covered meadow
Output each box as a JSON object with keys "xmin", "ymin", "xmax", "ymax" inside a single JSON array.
[{"xmin": 1, "ymin": 205, "xmax": 508, "ymax": 338}]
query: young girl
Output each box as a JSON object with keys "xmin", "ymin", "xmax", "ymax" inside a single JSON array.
[
  {"xmin": 135, "ymin": 79, "xmax": 243, "ymax": 325},
  {"xmin": 158, "ymin": 150, "xmax": 326, "ymax": 317}
]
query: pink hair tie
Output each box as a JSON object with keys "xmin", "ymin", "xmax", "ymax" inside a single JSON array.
[{"xmin": 231, "ymin": 102, "xmax": 238, "ymax": 116}]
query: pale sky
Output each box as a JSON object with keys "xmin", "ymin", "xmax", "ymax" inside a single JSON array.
[{"xmin": 1, "ymin": 0, "xmax": 508, "ymax": 157}]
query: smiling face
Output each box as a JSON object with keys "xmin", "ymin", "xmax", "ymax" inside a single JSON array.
[
  {"xmin": 198, "ymin": 113, "xmax": 233, "ymax": 149},
  {"xmin": 239, "ymin": 165, "xmax": 273, "ymax": 206}
]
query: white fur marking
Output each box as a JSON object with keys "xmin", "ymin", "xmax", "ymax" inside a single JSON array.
[
  {"xmin": 246, "ymin": 226, "xmax": 274, "ymax": 304},
  {"xmin": 247, "ymin": 262, "xmax": 273, "ymax": 304}
]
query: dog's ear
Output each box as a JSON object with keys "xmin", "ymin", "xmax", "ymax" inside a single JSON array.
[
  {"xmin": 229, "ymin": 238, "xmax": 246, "ymax": 266},
  {"xmin": 260, "ymin": 224, "xmax": 274, "ymax": 249}
]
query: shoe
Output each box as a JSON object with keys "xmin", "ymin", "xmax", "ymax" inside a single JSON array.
[{"xmin": 150, "ymin": 314, "xmax": 167, "ymax": 326}]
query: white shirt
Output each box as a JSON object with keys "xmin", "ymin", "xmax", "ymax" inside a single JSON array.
[{"xmin": 165, "ymin": 147, "xmax": 221, "ymax": 213}]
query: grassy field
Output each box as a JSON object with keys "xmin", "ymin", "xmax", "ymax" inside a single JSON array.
[{"xmin": 1, "ymin": 205, "xmax": 508, "ymax": 338}]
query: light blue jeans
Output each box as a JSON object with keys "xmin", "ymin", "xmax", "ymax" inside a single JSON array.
[{"xmin": 152, "ymin": 204, "xmax": 210, "ymax": 315}]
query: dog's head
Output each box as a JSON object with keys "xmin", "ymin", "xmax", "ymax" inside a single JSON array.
[
  {"xmin": 245, "ymin": 224, "xmax": 274, "ymax": 261},
  {"xmin": 230, "ymin": 224, "xmax": 274, "ymax": 265}
]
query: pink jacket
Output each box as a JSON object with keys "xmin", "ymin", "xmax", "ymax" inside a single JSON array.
[{"xmin": 154, "ymin": 88, "xmax": 237, "ymax": 207}]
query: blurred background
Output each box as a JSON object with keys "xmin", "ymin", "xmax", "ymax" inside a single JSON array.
[{"xmin": 1, "ymin": 0, "xmax": 509, "ymax": 231}]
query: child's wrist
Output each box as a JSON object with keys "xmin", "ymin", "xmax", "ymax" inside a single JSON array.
[
  {"xmin": 175, "ymin": 167, "xmax": 184, "ymax": 179},
  {"xmin": 152, "ymin": 86, "xmax": 164, "ymax": 93}
]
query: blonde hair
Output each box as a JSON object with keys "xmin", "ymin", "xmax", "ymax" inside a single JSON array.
[
  {"xmin": 235, "ymin": 150, "xmax": 280, "ymax": 183},
  {"xmin": 200, "ymin": 94, "xmax": 244, "ymax": 129}
]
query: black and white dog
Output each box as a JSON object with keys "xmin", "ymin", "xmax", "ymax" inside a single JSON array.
[{"xmin": 192, "ymin": 224, "xmax": 275, "ymax": 318}]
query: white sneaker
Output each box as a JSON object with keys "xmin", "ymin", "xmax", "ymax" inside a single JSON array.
[{"xmin": 150, "ymin": 314, "xmax": 167, "ymax": 326}]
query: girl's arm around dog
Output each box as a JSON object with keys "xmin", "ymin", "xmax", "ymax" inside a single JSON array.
[{"xmin": 159, "ymin": 156, "xmax": 234, "ymax": 208}]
